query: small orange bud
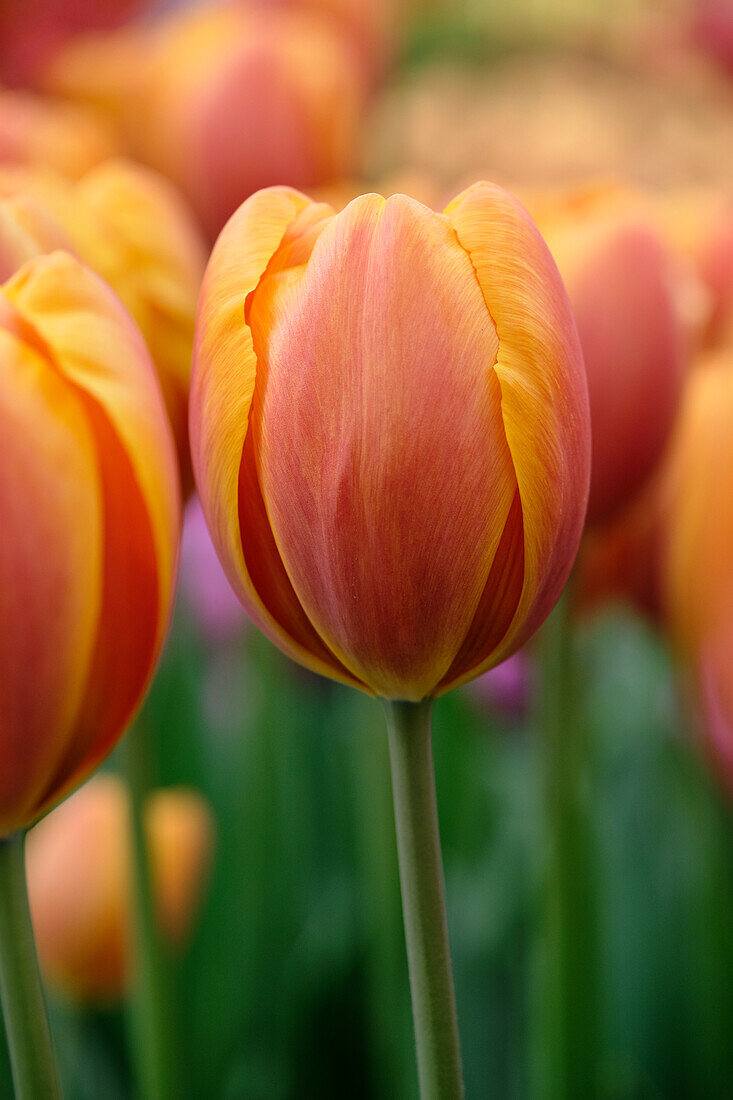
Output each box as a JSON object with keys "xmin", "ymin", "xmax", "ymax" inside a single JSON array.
[
  {"xmin": 662, "ymin": 350, "xmax": 733, "ymax": 787},
  {"xmin": 27, "ymin": 775, "xmax": 215, "ymax": 1001}
]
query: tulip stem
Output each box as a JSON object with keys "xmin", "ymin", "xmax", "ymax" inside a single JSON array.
[
  {"xmin": 383, "ymin": 699, "xmax": 464, "ymax": 1100},
  {"xmin": 0, "ymin": 831, "xmax": 61, "ymax": 1100},
  {"xmin": 124, "ymin": 723, "xmax": 181, "ymax": 1100},
  {"xmin": 534, "ymin": 589, "xmax": 598, "ymax": 1098}
]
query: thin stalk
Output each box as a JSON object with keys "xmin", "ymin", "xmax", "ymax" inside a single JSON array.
[
  {"xmin": 0, "ymin": 831, "xmax": 61, "ymax": 1100},
  {"xmin": 124, "ymin": 723, "xmax": 181, "ymax": 1100},
  {"xmin": 534, "ymin": 591, "xmax": 598, "ymax": 1099},
  {"xmin": 383, "ymin": 699, "xmax": 464, "ymax": 1100}
]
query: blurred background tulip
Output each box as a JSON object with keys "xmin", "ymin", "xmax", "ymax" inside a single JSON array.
[
  {"xmin": 0, "ymin": 0, "xmax": 147, "ymax": 88},
  {"xmin": 191, "ymin": 182, "xmax": 590, "ymax": 700},
  {"xmin": 662, "ymin": 349, "xmax": 733, "ymax": 787},
  {"xmin": 0, "ymin": 89, "xmax": 120, "ymax": 178},
  {"xmin": 0, "ymin": 250, "xmax": 180, "ymax": 835},
  {"xmin": 0, "ymin": 159, "xmax": 206, "ymax": 489},
  {"xmin": 27, "ymin": 775, "xmax": 214, "ymax": 1001},
  {"xmin": 43, "ymin": 3, "xmax": 366, "ymax": 238},
  {"xmin": 529, "ymin": 185, "xmax": 690, "ymax": 526}
]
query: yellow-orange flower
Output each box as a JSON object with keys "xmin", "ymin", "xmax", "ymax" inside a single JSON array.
[
  {"xmin": 190, "ymin": 183, "xmax": 590, "ymax": 701},
  {"xmin": 0, "ymin": 250, "xmax": 180, "ymax": 835},
  {"xmin": 27, "ymin": 775, "xmax": 214, "ymax": 1001},
  {"xmin": 44, "ymin": 4, "xmax": 365, "ymax": 238},
  {"xmin": 529, "ymin": 185, "xmax": 691, "ymax": 526},
  {"xmin": 0, "ymin": 159, "xmax": 206, "ymax": 489}
]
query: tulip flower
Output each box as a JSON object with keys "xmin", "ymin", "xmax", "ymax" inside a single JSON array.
[
  {"xmin": 191, "ymin": 180, "xmax": 590, "ymax": 1096},
  {"xmin": 1, "ymin": 250, "xmax": 180, "ymax": 834},
  {"xmin": 27, "ymin": 775, "xmax": 214, "ymax": 1001},
  {"xmin": 529, "ymin": 185, "xmax": 689, "ymax": 526},
  {"xmin": 44, "ymin": 4, "xmax": 365, "ymax": 238},
  {"xmin": 0, "ymin": 89, "xmax": 119, "ymax": 179},
  {"xmin": 0, "ymin": 159, "xmax": 206, "ymax": 489},
  {"xmin": 663, "ymin": 350, "xmax": 733, "ymax": 788},
  {"xmin": 192, "ymin": 183, "xmax": 590, "ymax": 701}
]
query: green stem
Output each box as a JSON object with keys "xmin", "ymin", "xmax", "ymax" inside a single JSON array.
[
  {"xmin": 0, "ymin": 831, "xmax": 61, "ymax": 1100},
  {"xmin": 535, "ymin": 591, "xmax": 598, "ymax": 1099},
  {"xmin": 124, "ymin": 724, "xmax": 181, "ymax": 1100},
  {"xmin": 383, "ymin": 699, "xmax": 464, "ymax": 1100}
]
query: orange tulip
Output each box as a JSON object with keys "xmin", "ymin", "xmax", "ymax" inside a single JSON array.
[
  {"xmin": 190, "ymin": 183, "xmax": 590, "ymax": 701},
  {"xmin": 0, "ymin": 160, "xmax": 206, "ymax": 489},
  {"xmin": 663, "ymin": 350, "xmax": 733, "ymax": 786},
  {"xmin": 0, "ymin": 250, "xmax": 180, "ymax": 835},
  {"xmin": 44, "ymin": 4, "xmax": 365, "ymax": 239},
  {"xmin": 0, "ymin": 89, "xmax": 120, "ymax": 178},
  {"xmin": 530, "ymin": 185, "xmax": 690, "ymax": 526},
  {"xmin": 27, "ymin": 775, "xmax": 214, "ymax": 1001}
]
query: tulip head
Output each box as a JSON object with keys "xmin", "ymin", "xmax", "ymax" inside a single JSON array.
[
  {"xmin": 0, "ymin": 251, "xmax": 180, "ymax": 835},
  {"xmin": 530, "ymin": 186, "xmax": 688, "ymax": 526},
  {"xmin": 0, "ymin": 160, "xmax": 206, "ymax": 491},
  {"xmin": 27, "ymin": 775, "xmax": 214, "ymax": 1001},
  {"xmin": 191, "ymin": 182, "xmax": 590, "ymax": 701}
]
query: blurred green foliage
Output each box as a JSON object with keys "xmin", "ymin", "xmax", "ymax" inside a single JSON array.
[{"xmin": 1, "ymin": 601, "xmax": 731, "ymax": 1098}]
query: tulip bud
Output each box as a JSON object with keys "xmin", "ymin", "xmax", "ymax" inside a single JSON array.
[
  {"xmin": 0, "ymin": 89, "xmax": 120, "ymax": 178},
  {"xmin": 191, "ymin": 183, "xmax": 590, "ymax": 700},
  {"xmin": 0, "ymin": 160, "xmax": 206, "ymax": 490},
  {"xmin": 530, "ymin": 185, "xmax": 688, "ymax": 526},
  {"xmin": 663, "ymin": 350, "xmax": 733, "ymax": 786},
  {"xmin": 0, "ymin": 250, "xmax": 180, "ymax": 834},
  {"xmin": 44, "ymin": 5, "xmax": 365, "ymax": 239},
  {"xmin": 27, "ymin": 775, "xmax": 214, "ymax": 1001}
]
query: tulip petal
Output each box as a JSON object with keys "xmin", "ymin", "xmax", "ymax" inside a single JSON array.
[
  {"xmin": 0, "ymin": 313, "xmax": 102, "ymax": 833},
  {"xmin": 251, "ymin": 193, "xmax": 518, "ymax": 699},
  {"xmin": 191, "ymin": 187, "xmax": 366, "ymax": 689},
  {"xmin": 442, "ymin": 182, "xmax": 590, "ymax": 689}
]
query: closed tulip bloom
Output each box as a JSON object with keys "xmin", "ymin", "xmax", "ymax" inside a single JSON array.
[
  {"xmin": 44, "ymin": 5, "xmax": 364, "ymax": 239},
  {"xmin": 0, "ymin": 251, "xmax": 180, "ymax": 835},
  {"xmin": 530, "ymin": 186, "xmax": 689, "ymax": 526},
  {"xmin": 191, "ymin": 183, "xmax": 590, "ymax": 701},
  {"xmin": 0, "ymin": 89, "xmax": 120, "ymax": 178},
  {"xmin": 27, "ymin": 775, "xmax": 214, "ymax": 1000},
  {"xmin": 0, "ymin": 160, "xmax": 206, "ymax": 489}
]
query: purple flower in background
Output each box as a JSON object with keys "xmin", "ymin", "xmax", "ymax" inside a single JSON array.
[
  {"xmin": 468, "ymin": 651, "xmax": 535, "ymax": 723},
  {"xmin": 179, "ymin": 495, "xmax": 249, "ymax": 644}
]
